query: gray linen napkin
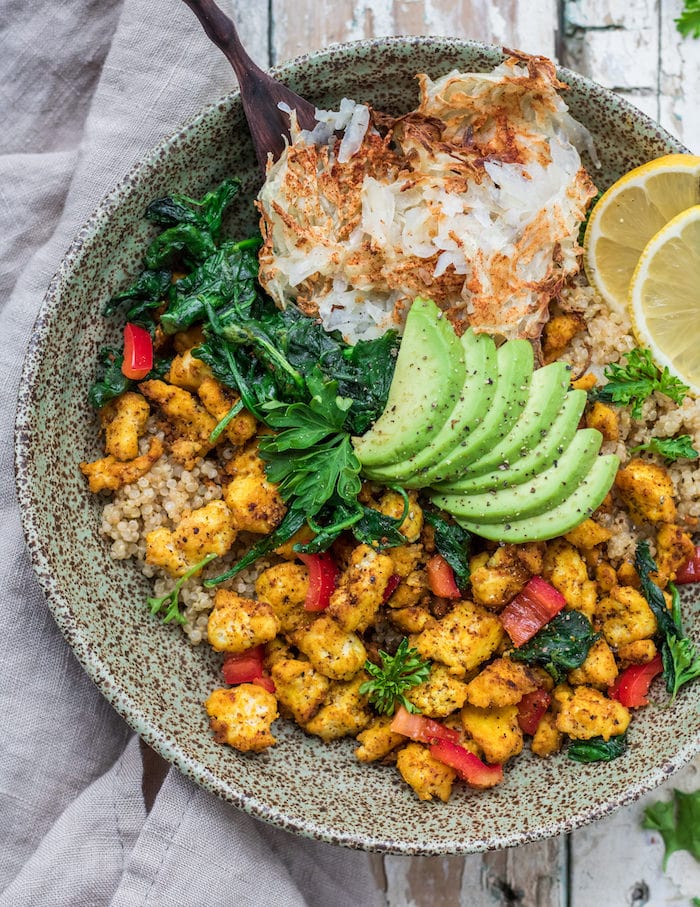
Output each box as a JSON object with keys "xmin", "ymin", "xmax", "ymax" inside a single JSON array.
[{"xmin": 0, "ymin": 2, "xmax": 385, "ymax": 903}]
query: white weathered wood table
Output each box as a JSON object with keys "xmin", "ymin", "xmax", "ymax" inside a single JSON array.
[{"xmin": 235, "ymin": 2, "xmax": 700, "ymax": 903}]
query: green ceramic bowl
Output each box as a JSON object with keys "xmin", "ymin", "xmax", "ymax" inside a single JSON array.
[{"xmin": 15, "ymin": 36, "xmax": 699, "ymax": 854}]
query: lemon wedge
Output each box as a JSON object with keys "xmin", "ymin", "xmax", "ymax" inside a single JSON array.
[
  {"xmin": 583, "ymin": 154, "xmax": 700, "ymax": 313},
  {"xmin": 628, "ymin": 204, "xmax": 700, "ymax": 394}
]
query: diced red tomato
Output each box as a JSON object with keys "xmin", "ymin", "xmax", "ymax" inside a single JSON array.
[
  {"xmin": 426, "ymin": 554, "xmax": 461, "ymax": 599},
  {"xmin": 390, "ymin": 704, "xmax": 460, "ymax": 745},
  {"xmin": 517, "ymin": 688, "xmax": 552, "ymax": 735},
  {"xmin": 675, "ymin": 546, "xmax": 700, "ymax": 584},
  {"xmin": 121, "ymin": 322, "xmax": 153, "ymax": 380},
  {"xmin": 429, "ymin": 740, "xmax": 504, "ymax": 789},
  {"xmin": 608, "ymin": 653, "xmax": 663, "ymax": 708},
  {"xmin": 222, "ymin": 646, "xmax": 275, "ymax": 692},
  {"xmin": 298, "ymin": 552, "xmax": 339, "ymax": 611},
  {"xmin": 382, "ymin": 573, "xmax": 402, "ymax": 603},
  {"xmin": 500, "ymin": 576, "xmax": 567, "ymax": 647}
]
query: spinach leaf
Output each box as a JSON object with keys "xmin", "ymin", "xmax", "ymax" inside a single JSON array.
[
  {"xmin": 568, "ymin": 733, "xmax": 628, "ymax": 763},
  {"xmin": 510, "ymin": 610, "xmax": 599, "ymax": 682},
  {"xmin": 103, "ymin": 269, "xmax": 172, "ymax": 323},
  {"xmin": 423, "ymin": 510, "xmax": 471, "ymax": 591},
  {"xmin": 160, "ymin": 238, "xmax": 261, "ymax": 334},
  {"xmin": 635, "ymin": 541, "xmax": 700, "ymax": 701},
  {"xmin": 88, "ymin": 347, "xmax": 130, "ymax": 409}
]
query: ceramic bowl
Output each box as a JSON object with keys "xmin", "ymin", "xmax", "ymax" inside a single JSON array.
[{"xmin": 15, "ymin": 35, "xmax": 699, "ymax": 854}]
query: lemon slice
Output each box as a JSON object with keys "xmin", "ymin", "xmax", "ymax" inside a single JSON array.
[
  {"xmin": 583, "ymin": 154, "xmax": 700, "ymax": 313},
  {"xmin": 629, "ymin": 204, "xmax": 700, "ymax": 394}
]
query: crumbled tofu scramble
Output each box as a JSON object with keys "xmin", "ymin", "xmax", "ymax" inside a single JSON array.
[{"xmin": 81, "ymin": 55, "xmax": 700, "ymax": 804}]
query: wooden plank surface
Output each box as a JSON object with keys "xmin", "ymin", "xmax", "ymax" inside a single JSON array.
[{"xmin": 258, "ymin": 3, "xmax": 700, "ymax": 904}]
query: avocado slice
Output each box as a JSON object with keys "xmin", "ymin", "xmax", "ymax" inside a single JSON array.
[
  {"xmin": 410, "ymin": 338, "xmax": 534, "ymax": 487},
  {"xmin": 352, "ymin": 298, "xmax": 465, "ymax": 468},
  {"xmin": 451, "ymin": 454, "xmax": 620, "ymax": 543},
  {"xmin": 434, "ymin": 389, "xmax": 587, "ymax": 495},
  {"xmin": 361, "ymin": 329, "xmax": 498, "ymax": 483},
  {"xmin": 460, "ymin": 360, "xmax": 571, "ymax": 478},
  {"xmin": 431, "ymin": 428, "xmax": 603, "ymax": 523}
]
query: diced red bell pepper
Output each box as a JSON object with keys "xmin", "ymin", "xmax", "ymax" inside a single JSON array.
[
  {"xmin": 298, "ymin": 552, "xmax": 339, "ymax": 611},
  {"xmin": 390, "ymin": 704, "xmax": 460, "ymax": 745},
  {"xmin": 382, "ymin": 573, "xmax": 402, "ymax": 603},
  {"xmin": 608, "ymin": 653, "xmax": 663, "ymax": 708},
  {"xmin": 426, "ymin": 554, "xmax": 461, "ymax": 599},
  {"xmin": 517, "ymin": 688, "xmax": 552, "ymax": 735},
  {"xmin": 121, "ymin": 322, "xmax": 153, "ymax": 380},
  {"xmin": 222, "ymin": 646, "xmax": 275, "ymax": 692},
  {"xmin": 429, "ymin": 740, "xmax": 504, "ymax": 789},
  {"xmin": 500, "ymin": 576, "xmax": 567, "ymax": 647},
  {"xmin": 675, "ymin": 546, "xmax": 700, "ymax": 584}
]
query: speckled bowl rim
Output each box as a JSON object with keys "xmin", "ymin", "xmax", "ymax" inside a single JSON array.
[{"xmin": 15, "ymin": 35, "xmax": 698, "ymax": 855}]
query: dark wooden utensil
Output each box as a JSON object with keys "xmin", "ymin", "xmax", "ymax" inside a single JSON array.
[{"xmin": 182, "ymin": 0, "xmax": 318, "ymax": 170}]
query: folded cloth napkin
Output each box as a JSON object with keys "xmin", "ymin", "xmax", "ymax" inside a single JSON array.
[{"xmin": 0, "ymin": 1, "xmax": 385, "ymax": 903}]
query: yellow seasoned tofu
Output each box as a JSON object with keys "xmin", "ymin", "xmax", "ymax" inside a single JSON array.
[
  {"xmin": 387, "ymin": 606, "xmax": 433, "ymax": 634},
  {"xmin": 374, "ymin": 490, "xmax": 423, "ymax": 543},
  {"xmin": 597, "ymin": 585, "xmax": 658, "ymax": 648},
  {"xmin": 302, "ymin": 676, "xmax": 372, "ymax": 741},
  {"xmin": 405, "ymin": 664, "xmax": 470, "ymax": 718},
  {"xmin": 255, "ymin": 562, "xmax": 310, "ymax": 633},
  {"xmin": 615, "ymin": 458, "xmax": 677, "ymax": 525},
  {"xmin": 554, "ymin": 685, "xmax": 630, "ymax": 741},
  {"xmin": 80, "ymin": 436, "xmax": 164, "ymax": 494},
  {"xmin": 139, "ymin": 379, "xmax": 217, "ymax": 466},
  {"xmin": 207, "ymin": 589, "xmax": 280, "ymax": 653},
  {"xmin": 205, "ymin": 684, "xmax": 278, "ymax": 752},
  {"xmin": 413, "ymin": 600, "xmax": 505, "ymax": 678},
  {"xmin": 291, "ymin": 614, "xmax": 367, "ymax": 681},
  {"xmin": 460, "ymin": 703, "xmax": 523, "ymax": 764},
  {"xmin": 617, "ymin": 638, "xmax": 658, "ymax": 666},
  {"xmin": 531, "ymin": 711, "xmax": 563, "ymax": 758},
  {"xmin": 395, "ymin": 742, "xmax": 456, "ymax": 802},
  {"xmin": 270, "ymin": 656, "xmax": 330, "ymax": 725},
  {"xmin": 567, "ymin": 638, "xmax": 619, "ymax": 689},
  {"xmin": 469, "ymin": 545, "xmax": 532, "ymax": 610},
  {"xmin": 464, "ymin": 657, "xmax": 540, "ymax": 709},
  {"xmin": 100, "ymin": 391, "xmax": 150, "ymax": 461},
  {"xmin": 145, "ymin": 499, "xmax": 236, "ymax": 577},
  {"xmin": 585, "ymin": 401, "xmax": 620, "ymax": 442},
  {"xmin": 564, "ymin": 518, "xmax": 613, "ymax": 550},
  {"xmin": 326, "ymin": 544, "xmax": 395, "ymax": 633},
  {"xmin": 224, "ymin": 442, "xmax": 286, "ymax": 534},
  {"xmin": 655, "ymin": 523, "xmax": 696, "ymax": 586},
  {"xmin": 354, "ymin": 717, "xmax": 406, "ymax": 763},
  {"xmin": 542, "ymin": 312, "xmax": 584, "ymax": 363},
  {"xmin": 542, "ymin": 538, "xmax": 597, "ymax": 620},
  {"xmin": 166, "ymin": 349, "xmax": 214, "ymax": 391},
  {"xmin": 197, "ymin": 377, "xmax": 258, "ymax": 448}
]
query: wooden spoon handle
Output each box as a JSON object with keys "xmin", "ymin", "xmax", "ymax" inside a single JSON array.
[{"xmin": 183, "ymin": 0, "xmax": 318, "ymax": 169}]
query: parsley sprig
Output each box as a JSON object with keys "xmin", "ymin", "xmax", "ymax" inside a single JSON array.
[
  {"xmin": 630, "ymin": 434, "xmax": 699, "ymax": 462},
  {"xmin": 635, "ymin": 541, "xmax": 700, "ymax": 702},
  {"xmin": 359, "ymin": 638, "xmax": 431, "ymax": 716},
  {"xmin": 592, "ymin": 347, "xmax": 689, "ymax": 419},
  {"xmin": 642, "ymin": 788, "xmax": 700, "ymax": 869},
  {"xmin": 676, "ymin": 0, "xmax": 700, "ymax": 37}
]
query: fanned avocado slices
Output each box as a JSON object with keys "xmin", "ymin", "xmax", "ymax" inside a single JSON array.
[
  {"xmin": 362, "ymin": 329, "xmax": 498, "ymax": 483},
  {"xmin": 430, "ymin": 429, "xmax": 603, "ymax": 523},
  {"xmin": 451, "ymin": 455, "xmax": 620, "ymax": 543},
  {"xmin": 351, "ymin": 298, "xmax": 620, "ymax": 543},
  {"xmin": 351, "ymin": 297, "xmax": 465, "ymax": 468}
]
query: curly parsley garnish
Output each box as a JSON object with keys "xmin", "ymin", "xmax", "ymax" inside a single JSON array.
[
  {"xmin": 359, "ymin": 638, "xmax": 431, "ymax": 716},
  {"xmin": 591, "ymin": 347, "xmax": 689, "ymax": 419},
  {"xmin": 630, "ymin": 434, "xmax": 699, "ymax": 462}
]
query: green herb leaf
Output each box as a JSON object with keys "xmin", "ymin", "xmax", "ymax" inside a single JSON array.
[
  {"xmin": 103, "ymin": 268, "xmax": 172, "ymax": 322},
  {"xmin": 510, "ymin": 610, "xmax": 599, "ymax": 683},
  {"xmin": 567, "ymin": 733, "xmax": 628, "ymax": 763},
  {"xmin": 424, "ymin": 510, "xmax": 472, "ymax": 591},
  {"xmin": 642, "ymin": 788, "xmax": 700, "ymax": 869},
  {"xmin": 630, "ymin": 434, "xmax": 699, "ymax": 461},
  {"xmin": 676, "ymin": 0, "xmax": 700, "ymax": 37},
  {"xmin": 87, "ymin": 347, "xmax": 131, "ymax": 409},
  {"xmin": 635, "ymin": 542, "xmax": 700, "ymax": 701},
  {"xmin": 578, "ymin": 190, "xmax": 603, "ymax": 245},
  {"xmin": 359, "ymin": 638, "xmax": 431, "ymax": 716},
  {"xmin": 147, "ymin": 552, "xmax": 218, "ymax": 624},
  {"xmin": 592, "ymin": 347, "xmax": 690, "ymax": 419},
  {"xmin": 352, "ymin": 489, "xmax": 410, "ymax": 550}
]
